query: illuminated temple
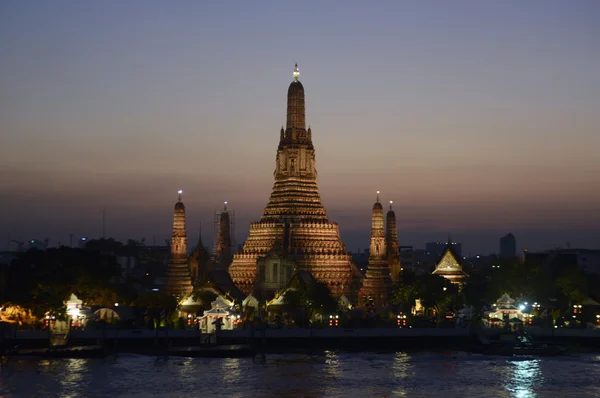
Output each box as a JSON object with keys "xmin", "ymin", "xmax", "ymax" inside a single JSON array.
[
  {"xmin": 358, "ymin": 192, "xmax": 392, "ymax": 307},
  {"xmin": 165, "ymin": 190, "xmax": 193, "ymax": 298},
  {"xmin": 228, "ymin": 64, "xmax": 363, "ymax": 300}
]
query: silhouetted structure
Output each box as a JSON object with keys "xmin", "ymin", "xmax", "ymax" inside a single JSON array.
[
  {"xmin": 386, "ymin": 200, "xmax": 401, "ymax": 284},
  {"xmin": 188, "ymin": 224, "xmax": 210, "ymax": 284},
  {"xmin": 214, "ymin": 202, "xmax": 233, "ymax": 271},
  {"xmin": 499, "ymin": 233, "xmax": 517, "ymax": 258},
  {"xmin": 426, "ymin": 240, "xmax": 462, "ymax": 257}
]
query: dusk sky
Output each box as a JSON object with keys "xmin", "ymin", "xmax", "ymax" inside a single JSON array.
[{"xmin": 1, "ymin": 1, "xmax": 599, "ymax": 255}]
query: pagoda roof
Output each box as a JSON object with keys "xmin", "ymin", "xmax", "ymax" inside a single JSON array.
[
  {"xmin": 202, "ymin": 270, "xmax": 245, "ymax": 303},
  {"xmin": 432, "ymin": 246, "xmax": 466, "ymax": 277},
  {"xmin": 267, "ymin": 270, "xmax": 316, "ymax": 307}
]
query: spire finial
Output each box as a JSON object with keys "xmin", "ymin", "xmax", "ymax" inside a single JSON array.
[
  {"xmin": 389, "ymin": 200, "xmax": 393, "ymax": 210},
  {"xmin": 224, "ymin": 201, "xmax": 228, "ymax": 211},
  {"xmin": 293, "ymin": 63, "xmax": 299, "ymax": 81},
  {"xmin": 177, "ymin": 189, "xmax": 183, "ymax": 202},
  {"xmin": 376, "ymin": 190, "xmax": 380, "ymax": 203}
]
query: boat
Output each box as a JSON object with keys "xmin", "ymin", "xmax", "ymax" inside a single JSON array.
[
  {"xmin": 3, "ymin": 345, "xmax": 109, "ymax": 359},
  {"xmin": 472, "ymin": 332, "xmax": 570, "ymax": 357},
  {"xmin": 473, "ymin": 342, "xmax": 570, "ymax": 357},
  {"xmin": 167, "ymin": 344, "xmax": 257, "ymax": 358}
]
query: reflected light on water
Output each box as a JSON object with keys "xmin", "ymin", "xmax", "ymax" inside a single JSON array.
[
  {"xmin": 505, "ymin": 359, "xmax": 541, "ymax": 398},
  {"xmin": 221, "ymin": 358, "xmax": 242, "ymax": 385},
  {"xmin": 324, "ymin": 350, "xmax": 340, "ymax": 378},
  {"xmin": 392, "ymin": 352, "xmax": 412, "ymax": 397},
  {"xmin": 393, "ymin": 352, "xmax": 411, "ymax": 379},
  {"xmin": 59, "ymin": 359, "xmax": 89, "ymax": 398}
]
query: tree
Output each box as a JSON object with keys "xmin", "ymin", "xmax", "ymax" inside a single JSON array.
[
  {"xmin": 6, "ymin": 247, "xmax": 126, "ymax": 319},
  {"xmin": 556, "ymin": 267, "xmax": 588, "ymax": 310},
  {"xmin": 282, "ymin": 280, "xmax": 337, "ymax": 322},
  {"xmin": 390, "ymin": 282, "xmax": 419, "ymax": 313}
]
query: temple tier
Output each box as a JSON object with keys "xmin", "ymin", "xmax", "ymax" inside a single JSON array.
[{"xmin": 228, "ymin": 65, "xmax": 362, "ymax": 300}]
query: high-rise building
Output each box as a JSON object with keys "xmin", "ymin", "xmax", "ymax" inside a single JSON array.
[
  {"xmin": 164, "ymin": 190, "xmax": 193, "ymax": 298},
  {"xmin": 426, "ymin": 240, "xmax": 462, "ymax": 257},
  {"xmin": 499, "ymin": 233, "xmax": 517, "ymax": 258},
  {"xmin": 358, "ymin": 192, "xmax": 392, "ymax": 308},
  {"xmin": 228, "ymin": 64, "xmax": 363, "ymax": 300}
]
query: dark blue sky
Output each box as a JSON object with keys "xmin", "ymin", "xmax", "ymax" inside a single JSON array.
[{"xmin": 1, "ymin": 1, "xmax": 599, "ymax": 254}]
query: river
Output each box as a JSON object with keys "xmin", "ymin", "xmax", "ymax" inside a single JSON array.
[{"xmin": 1, "ymin": 351, "xmax": 600, "ymax": 397}]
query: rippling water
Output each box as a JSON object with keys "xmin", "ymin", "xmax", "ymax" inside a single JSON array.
[{"xmin": 2, "ymin": 352, "xmax": 600, "ymax": 397}]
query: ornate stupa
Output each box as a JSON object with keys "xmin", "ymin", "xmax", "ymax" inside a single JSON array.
[
  {"xmin": 165, "ymin": 190, "xmax": 193, "ymax": 298},
  {"xmin": 386, "ymin": 200, "xmax": 401, "ymax": 284},
  {"xmin": 358, "ymin": 191, "xmax": 392, "ymax": 308},
  {"xmin": 229, "ymin": 64, "xmax": 362, "ymax": 299},
  {"xmin": 188, "ymin": 223, "xmax": 210, "ymax": 284},
  {"xmin": 214, "ymin": 201, "xmax": 233, "ymax": 271}
]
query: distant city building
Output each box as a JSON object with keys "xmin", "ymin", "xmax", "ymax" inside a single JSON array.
[
  {"xmin": 499, "ymin": 233, "xmax": 517, "ymax": 258},
  {"xmin": 28, "ymin": 239, "xmax": 49, "ymax": 250},
  {"xmin": 351, "ymin": 250, "xmax": 369, "ymax": 274},
  {"xmin": 426, "ymin": 240, "xmax": 462, "ymax": 258},
  {"xmin": 524, "ymin": 248, "xmax": 600, "ymax": 276},
  {"xmin": 412, "ymin": 249, "xmax": 438, "ymax": 275},
  {"xmin": 398, "ymin": 246, "xmax": 414, "ymax": 273}
]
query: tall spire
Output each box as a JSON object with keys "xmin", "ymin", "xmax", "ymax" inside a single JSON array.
[
  {"xmin": 370, "ymin": 194, "xmax": 385, "ymax": 258},
  {"xmin": 229, "ymin": 64, "xmax": 362, "ymax": 301},
  {"xmin": 285, "ymin": 63, "xmax": 306, "ymax": 134},
  {"xmin": 165, "ymin": 190, "xmax": 193, "ymax": 298},
  {"xmin": 359, "ymin": 193, "xmax": 392, "ymax": 308},
  {"xmin": 215, "ymin": 202, "xmax": 233, "ymax": 270},
  {"xmin": 386, "ymin": 199, "xmax": 401, "ymax": 284},
  {"xmin": 293, "ymin": 63, "xmax": 300, "ymax": 81}
]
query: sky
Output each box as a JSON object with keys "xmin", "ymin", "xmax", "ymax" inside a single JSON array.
[{"xmin": 1, "ymin": 1, "xmax": 599, "ymax": 255}]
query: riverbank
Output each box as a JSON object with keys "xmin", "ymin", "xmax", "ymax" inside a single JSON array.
[{"xmin": 3, "ymin": 327, "xmax": 600, "ymax": 353}]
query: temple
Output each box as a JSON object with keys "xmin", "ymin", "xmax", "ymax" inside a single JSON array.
[
  {"xmin": 213, "ymin": 202, "xmax": 233, "ymax": 271},
  {"xmin": 188, "ymin": 223, "xmax": 210, "ymax": 284},
  {"xmin": 164, "ymin": 190, "xmax": 193, "ymax": 298},
  {"xmin": 228, "ymin": 64, "xmax": 363, "ymax": 300},
  {"xmin": 358, "ymin": 192, "xmax": 393, "ymax": 308},
  {"xmin": 432, "ymin": 238, "xmax": 467, "ymax": 284},
  {"xmin": 386, "ymin": 200, "xmax": 401, "ymax": 284}
]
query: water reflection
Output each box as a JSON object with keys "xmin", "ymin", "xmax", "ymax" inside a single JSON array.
[
  {"xmin": 220, "ymin": 357, "xmax": 242, "ymax": 385},
  {"xmin": 59, "ymin": 358, "xmax": 90, "ymax": 398},
  {"xmin": 2, "ymin": 353, "xmax": 600, "ymax": 397},
  {"xmin": 505, "ymin": 359, "xmax": 541, "ymax": 398},
  {"xmin": 324, "ymin": 350, "xmax": 340, "ymax": 378},
  {"xmin": 392, "ymin": 352, "xmax": 411, "ymax": 379}
]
